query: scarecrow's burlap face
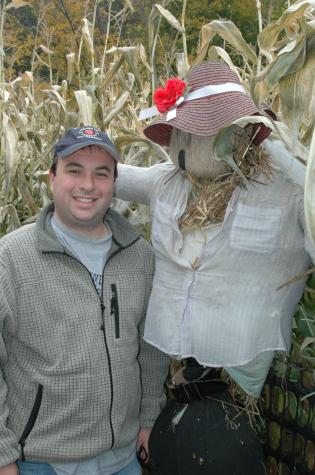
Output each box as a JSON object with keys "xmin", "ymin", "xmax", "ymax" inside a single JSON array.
[
  {"xmin": 169, "ymin": 128, "xmax": 228, "ymax": 179},
  {"xmin": 169, "ymin": 126, "xmax": 255, "ymax": 180}
]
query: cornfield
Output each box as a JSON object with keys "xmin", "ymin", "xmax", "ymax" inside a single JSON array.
[{"xmin": 1, "ymin": 0, "xmax": 315, "ymax": 473}]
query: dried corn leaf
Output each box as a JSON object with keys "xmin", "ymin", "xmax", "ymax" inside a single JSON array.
[
  {"xmin": 23, "ymin": 89, "xmax": 35, "ymax": 106},
  {"xmin": 148, "ymin": 6, "xmax": 158, "ymax": 53},
  {"xmin": 39, "ymin": 44, "xmax": 54, "ymax": 54},
  {"xmin": 304, "ymin": 125, "xmax": 315, "ymax": 245},
  {"xmin": 115, "ymin": 129, "xmax": 170, "ymax": 162},
  {"xmin": 126, "ymin": 73, "xmax": 135, "ymax": 90},
  {"xmin": 123, "ymin": 145, "xmax": 151, "ymax": 165},
  {"xmin": 107, "ymin": 46, "xmax": 142, "ymax": 89},
  {"xmin": 196, "ymin": 20, "xmax": 257, "ymax": 66},
  {"xmin": 35, "ymin": 52, "xmax": 51, "ymax": 69},
  {"xmin": 44, "ymin": 102, "xmax": 62, "ymax": 127},
  {"xmin": 258, "ymin": 0, "xmax": 315, "ymax": 59},
  {"xmin": 17, "ymin": 168, "xmax": 39, "ymax": 214},
  {"xmin": 175, "ymin": 52, "xmax": 186, "ymax": 78},
  {"xmin": 124, "ymin": 0, "xmax": 134, "ymax": 12},
  {"xmin": 0, "ymin": 90, "xmax": 10, "ymax": 102},
  {"xmin": 1, "ymin": 205, "xmax": 21, "ymax": 232},
  {"xmin": 2, "ymin": 112, "xmax": 20, "ymax": 186},
  {"xmin": 0, "ymin": 206, "xmax": 7, "ymax": 224},
  {"xmin": 51, "ymin": 85, "xmax": 62, "ymax": 93},
  {"xmin": 66, "ymin": 53, "xmax": 75, "ymax": 83},
  {"xmin": 277, "ymin": 33, "xmax": 315, "ymax": 144},
  {"xmin": 139, "ymin": 44, "xmax": 153, "ymax": 74},
  {"xmin": 20, "ymin": 71, "xmax": 33, "ymax": 83},
  {"xmin": 15, "ymin": 112, "xmax": 28, "ymax": 136},
  {"xmin": 65, "ymin": 111, "xmax": 79, "ymax": 129},
  {"xmin": 81, "ymin": 18, "xmax": 94, "ymax": 55},
  {"xmin": 250, "ymin": 77, "xmax": 269, "ymax": 107},
  {"xmin": 10, "ymin": 77, "xmax": 22, "ymax": 87},
  {"xmin": 74, "ymin": 90, "xmax": 93, "ymax": 125},
  {"xmin": 300, "ymin": 337, "xmax": 315, "ymax": 352},
  {"xmin": 101, "ymin": 57, "xmax": 124, "ymax": 91},
  {"xmin": 42, "ymin": 89, "xmax": 66, "ymax": 112},
  {"xmin": 40, "ymin": 182, "xmax": 50, "ymax": 208},
  {"xmin": 256, "ymin": 35, "xmax": 306, "ymax": 88},
  {"xmin": 206, "ymin": 46, "xmax": 242, "ymax": 80},
  {"xmin": 154, "ymin": 4, "xmax": 184, "ymax": 33},
  {"xmin": 16, "ymin": 112, "xmax": 29, "ymax": 128},
  {"xmin": 214, "ymin": 115, "xmax": 309, "ymax": 163},
  {"xmin": 103, "ymin": 91, "xmax": 129, "ymax": 127},
  {"xmin": 141, "ymin": 81, "xmax": 151, "ymax": 102},
  {"xmin": 6, "ymin": 0, "xmax": 30, "ymax": 9}
]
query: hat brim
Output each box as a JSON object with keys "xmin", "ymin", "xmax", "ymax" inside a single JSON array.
[
  {"xmin": 144, "ymin": 91, "xmax": 274, "ymax": 147},
  {"xmin": 58, "ymin": 141, "xmax": 120, "ymax": 161}
]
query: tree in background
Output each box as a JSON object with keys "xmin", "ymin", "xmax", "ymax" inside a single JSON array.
[
  {"xmin": 3, "ymin": 0, "xmax": 288, "ymax": 83},
  {"xmin": 3, "ymin": 0, "xmax": 130, "ymax": 82}
]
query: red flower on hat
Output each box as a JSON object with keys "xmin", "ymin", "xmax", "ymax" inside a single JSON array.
[
  {"xmin": 153, "ymin": 78, "xmax": 187, "ymax": 113},
  {"xmin": 84, "ymin": 129, "xmax": 95, "ymax": 135}
]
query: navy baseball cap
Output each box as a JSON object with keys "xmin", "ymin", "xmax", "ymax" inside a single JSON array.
[{"xmin": 54, "ymin": 126, "xmax": 120, "ymax": 161}]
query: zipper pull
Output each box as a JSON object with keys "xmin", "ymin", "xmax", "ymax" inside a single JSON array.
[
  {"xmin": 20, "ymin": 440, "xmax": 26, "ymax": 461},
  {"xmin": 110, "ymin": 284, "xmax": 120, "ymax": 339}
]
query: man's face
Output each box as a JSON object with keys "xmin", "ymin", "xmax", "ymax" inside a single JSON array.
[{"xmin": 49, "ymin": 146, "xmax": 115, "ymax": 238}]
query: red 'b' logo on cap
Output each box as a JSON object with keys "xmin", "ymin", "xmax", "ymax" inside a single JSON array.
[{"xmin": 84, "ymin": 129, "xmax": 95, "ymax": 135}]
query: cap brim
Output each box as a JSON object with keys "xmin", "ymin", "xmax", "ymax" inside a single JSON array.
[{"xmin": 58, "ymin": 141, "xmax": 120, "ymax": 161}]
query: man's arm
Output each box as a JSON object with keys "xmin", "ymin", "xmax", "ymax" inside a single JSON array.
[
  {"xmin": 137, "ymin": 330, "xmax": 169, "ymax": 429},
  {"xmin": 137, "ymin": 329, "xmax": 169, "ymax": 462},
  {"xmin": 0, "ymin": 260, "xmax": 20, "ymax": 468}
]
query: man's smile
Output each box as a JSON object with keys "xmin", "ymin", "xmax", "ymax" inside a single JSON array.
[{"xmin": 73, "ymin": 196, "xmax": 97, "ymax": 203}]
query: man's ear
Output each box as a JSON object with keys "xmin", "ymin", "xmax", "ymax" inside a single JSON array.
[{"xmin": 49, "ymin": 169, "xmax": 55, "ymax": 191}]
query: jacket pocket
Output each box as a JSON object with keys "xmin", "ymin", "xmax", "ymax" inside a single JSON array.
[
  {"xmin": 18, "ymin": 384, "xmax": 43, "ymax": 461},
  {"xmin": 230, "ymin": 203, "xmax": 282, "ymax": 253},
  {"xmin": 110, "ymin": 284, "xmax": 120, "ymax": 339}
]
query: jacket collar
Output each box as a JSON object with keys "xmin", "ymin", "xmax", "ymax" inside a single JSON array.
[{"xmin": 35, "ymin": 202, "xmax": 141, "ymax": 253}]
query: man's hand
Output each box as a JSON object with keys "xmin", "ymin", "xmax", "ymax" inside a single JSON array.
[
  {"xmin": 0, "ymin": 463, "xmax": 19, "ymax": 475},
  {"xmin": 136, "ymin": 427, "xmax": 151, "ymax": 464}
]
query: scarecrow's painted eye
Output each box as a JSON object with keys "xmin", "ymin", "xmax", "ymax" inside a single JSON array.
[{"xmin": 178, "ymin": 150, "xmax": 186, "ymax": 170}]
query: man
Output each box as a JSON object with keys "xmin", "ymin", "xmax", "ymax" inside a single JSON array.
[{"xmin": 0, "ymin": 126, "xmax": 169, "ymax": 475}]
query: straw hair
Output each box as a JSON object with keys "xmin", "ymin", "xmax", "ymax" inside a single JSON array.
[
  {"xmin": 144, "ymin": 62, "xmax": 273, "ymax": 147},
  {"xmin": 178, "ymin": 127, "xmax": 274, "ymax": 232}
]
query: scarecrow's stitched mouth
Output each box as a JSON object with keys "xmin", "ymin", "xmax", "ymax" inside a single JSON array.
[{"xmin": 178, "ymin": 149, "xmax": 186, "ymax": 170}]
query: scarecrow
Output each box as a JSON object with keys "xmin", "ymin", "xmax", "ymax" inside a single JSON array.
[{"xmin": 116, "ymin": 62, "xmax": 314, "ymax": 474}]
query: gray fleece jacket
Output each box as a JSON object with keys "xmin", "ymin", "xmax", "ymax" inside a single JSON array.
[{"xmin": 0, "ymin": 203, "xmax": 169, "ymax": 467}]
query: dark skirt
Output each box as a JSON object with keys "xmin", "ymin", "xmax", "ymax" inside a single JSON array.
[{"xmin": 148, "ymin": 396, "xmax": 266, "ymax": 475}]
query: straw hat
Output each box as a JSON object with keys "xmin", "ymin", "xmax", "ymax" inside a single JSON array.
[{"xmin": 143, "ymin": 62, "xmax": 274, "ymax": 147}]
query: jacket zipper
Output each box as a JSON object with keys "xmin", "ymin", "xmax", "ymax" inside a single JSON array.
[
  {"xmin": 99, "ymin": 300, "xmax": 115, "ymax": 448},
  {"xmin": 44, "ymin": 236, "xmax": 140, "ymax": 449},
  {"xmin": 98, "ymin": 244, "xmax": 130, "ymax": 447},
  {"xmin": 18, "ymin": 384, "xmax": 43, "ymax": 461}
]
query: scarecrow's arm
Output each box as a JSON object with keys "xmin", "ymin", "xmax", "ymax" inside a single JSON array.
[{"xmin": 115, "ymin": 162, "xmax": 169, "ymax": 205}]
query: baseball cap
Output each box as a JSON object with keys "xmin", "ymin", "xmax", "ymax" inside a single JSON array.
[{"xmin": 54, "ymin": 126, "xmax": 120, "ymax": 161}]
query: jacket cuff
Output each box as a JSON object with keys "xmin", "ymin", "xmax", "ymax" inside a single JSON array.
[{"xmin": 0, "ymin": 434, "xmax": 20, "ymax": 468}]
